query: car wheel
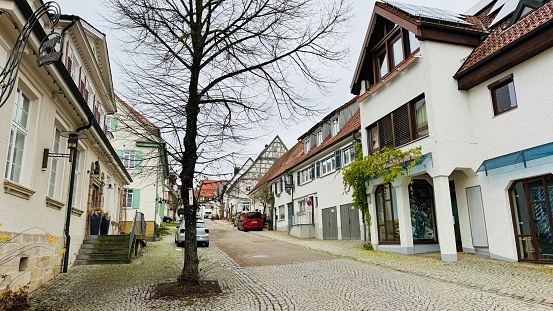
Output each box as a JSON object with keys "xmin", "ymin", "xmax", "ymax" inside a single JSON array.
[
  {"xmin": 177, "ymin": 242, "xmax": 183, "ymax": 247},
  {"xmin": 205, "ymin": 241, "xmax": 209, "ymax": 247},
  {"xmin": 244, "ymin": 227, "xmax": 248, "ymax": 232}
]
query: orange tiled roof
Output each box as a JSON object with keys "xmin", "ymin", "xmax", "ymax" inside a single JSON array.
[
  {"xmin": 117, "ymin": 95, "xmax": 160, "ymax": 136},
  {"xmin": 198, "ymin": 180, "xmax": 220, "ymax": 198},
  {"xmin": 457, "ymin": 2, "xmax": 553, "ymax": 75}
]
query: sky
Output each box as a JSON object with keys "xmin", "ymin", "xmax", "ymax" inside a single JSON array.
[{"xmin": 53, "ymin": 0, "xmax": 473, "ymax": 172}]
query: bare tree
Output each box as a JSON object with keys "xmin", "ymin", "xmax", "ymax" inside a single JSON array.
[{"xmin": 105, "ymin": 0, "xmax": 351, "ymax": 285}]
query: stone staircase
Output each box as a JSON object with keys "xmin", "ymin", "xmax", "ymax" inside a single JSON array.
[{"xmin": 74, "ymin": 235, "xmax": 139, "ymax": 265}]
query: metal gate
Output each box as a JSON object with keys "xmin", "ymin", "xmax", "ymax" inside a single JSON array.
[
  {"xmin": 322, "ymin": 207, "xmax": 338, "ymax": 240},
  {"xmin": 340, "ymin": 204, "xmax": 361, "ymax": 240}
]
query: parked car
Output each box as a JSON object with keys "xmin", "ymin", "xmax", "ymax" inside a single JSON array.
[
  {"xmin": 162, "ymin": 215, "xmax": 172, "ymax": 223},
  {"xmin": 236, "ymin": 211, "xmax": 264, "ymax": 232},
  {"xmin": 203, "ymin": 211, "xmax": 212, "ymax": 219},
  {"xmin": 210, "ymin": 214, "xmax": 220, "ymax": 220},
  {"xmin": 175, "ymin": 220, "xmax": 210, "ymax": 247}
]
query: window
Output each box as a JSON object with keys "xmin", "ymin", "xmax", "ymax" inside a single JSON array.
[
  {"xmin": 48, "ymin": 129, "xmax": 62, "ymax": 198},
  {"xmin": 410, "ymin": 180, "xmax": 437, "ymax": 242},
  {"xmin": 304, "ymin": 139, "xmax": 310, "ymax": 153},
  {"xmin": 408, "ymin": 31, "xmax": 420, "ymax": 54},
  {"xmin": 5, "ymin": 89, "xmax": 30, "ymax": 183},
  {"xmin": 367, "ymin": 94, "xmax": 428, "ymax": 154},
  {"xmin": 489, "ymin": 74, "xmax": 517, "ymax": 116},
  {"xmin": 123, "ymin": 189, "xmax": 140, "ymax": 208},
  {"xmin": 119, "ymin": 150, "xmax": 142, "ymax": 169},
  {"xmin": 342, "ymin": 145, "xmax": 356, "ymax": 166},
  {"xmin": 241, "ymin": 201, "xmax": 250, "ymax": 211},
  {"xmin": 71, "ymin": 150, "xmax": 81, "ymax": 207},
  {"xmin": 298, "ymin": 199, "xmax": 306, "ymax": 214},
  {"xmin": 278, "ymin": 205, "xmax": 285, "ymax": 220},
  {"xmin": 332, "ymin": 118, "xmax": 339, "ymax": 136},
  {"xmin": 245, "ymin": 185, "xmax": 251, "ymax": 192},
  {"xmin": 320, "ymin": 155, "xmax": 336, "ymax": 176},
  {"xmin": 376, "ymin": 49, "xmax": 388, "ymax": 80},
  {"xmin": 412, "ymin": 97, "xmax": 428, "ymax": 138},
  {"xmin": 391, "ymin": 37, "xmax": 404, "ymax": 67},
  {"xmin": 299, "ymin": 166, "xmax": 314, "ymax": 184},
  {"xmin": 123, "ymin": 189, "xmax": 133, "ymax": 208},
  {"xmin": 375, "ymin": 184, "xmax": 399, "ymax": 243},
  {"xmin": 317, "ymin": 130, "xmax": 322, "ymax": 145}
]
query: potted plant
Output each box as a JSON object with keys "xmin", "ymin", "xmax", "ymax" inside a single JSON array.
[
  {"xmin": 100, "ymin": 212, "xmax": 111, "ymax": 235},
  {"xmin": 89, "ymin": 207, "xmax": 103, "ymax": 235}
]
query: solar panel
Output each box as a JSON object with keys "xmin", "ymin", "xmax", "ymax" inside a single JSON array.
[
  {"xmin": 490, "ymin": 0, "xmax": 519, "ymax": 26},
  {"xmin": 385, "ymin": 1, "xmax": 472, "ymax": 26},
  {"xmin": 465, "ymin": 0, "xmax": 496, "ymax": 15}
]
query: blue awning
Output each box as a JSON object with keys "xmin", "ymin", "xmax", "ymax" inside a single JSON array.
[{"xmin": 477, "ymin": 141, "xmax": 553, "ymax": 175}]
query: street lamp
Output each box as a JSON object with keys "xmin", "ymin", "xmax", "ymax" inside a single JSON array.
[{"xmin": 59, "ymin": 131, "xmax": 86, "ymax": 273}]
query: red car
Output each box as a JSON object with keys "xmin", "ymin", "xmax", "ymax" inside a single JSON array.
[
  {"xmin": 237, "ymin": 211, "xmax": 263, "ymax": 231},
  {"xmin": 210, "ymin": 214, "xmax": 220, "ymax": 220}
]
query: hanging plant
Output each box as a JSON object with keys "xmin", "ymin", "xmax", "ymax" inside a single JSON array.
[{"xmin": 342, "ymin": 143, "xmax": 422, "ymax": 227}]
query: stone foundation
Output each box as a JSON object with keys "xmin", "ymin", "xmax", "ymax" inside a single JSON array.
[{"xmin": 0, "ymin": 230, "xmax": 62, "ymax": 293}]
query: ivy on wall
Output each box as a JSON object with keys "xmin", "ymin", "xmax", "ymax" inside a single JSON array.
[{"xmin": 341, "ymin": 143, "xmax": 422, "ymax": 227}]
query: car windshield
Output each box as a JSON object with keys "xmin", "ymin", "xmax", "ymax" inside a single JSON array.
[
  {"xmin": 196, "ymin": 222, "xmax": 206, "ymax": 228},
  {"xmin": 247, "ymin": 212, "xmax": 262, "ymax": 219}
]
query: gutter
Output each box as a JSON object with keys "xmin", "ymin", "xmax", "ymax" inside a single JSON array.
[{"xmin": 14, "ymin": 0, "xmax": 132, "ymax": 183}]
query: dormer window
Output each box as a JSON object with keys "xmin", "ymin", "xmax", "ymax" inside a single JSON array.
[
  {"xmin": 317, "ymin": 130, "xmax": 322, "ymax": 145},
  {"xmin": 372, "ymin": 28, "xmax": 420, "ymax": 84},
  {"xmin": 332, "ymin": 118, "xmax": 339, "ymax": 136},
  {"xmin": 304, "ymin": 139, "xmax": 310, "ymax": 153}
]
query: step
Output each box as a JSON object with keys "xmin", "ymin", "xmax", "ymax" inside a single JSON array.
[
  {"xmin": 77, "ymin": 248, "xmax": 131, "ymax": 255},
  {"xmin": 76, "ymin": 253, "xmax": 131, "ymax": 260},
  {"xmin": 73, "ymin": 258, "xmax": 132, "ymax": 266}
]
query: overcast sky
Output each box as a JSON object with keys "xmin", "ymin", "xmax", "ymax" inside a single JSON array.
[{"xmin": 53, "ymin": 0, "xmax": 473, "ymax": 173}]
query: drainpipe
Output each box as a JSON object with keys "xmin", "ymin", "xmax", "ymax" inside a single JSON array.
[
  {"xmin": 351, "ymin": 128, "xmax": 367, "ymax": 241},
  {"xmin": 62, "ymin": 118, "xmax": 93, "ymax": 273}
]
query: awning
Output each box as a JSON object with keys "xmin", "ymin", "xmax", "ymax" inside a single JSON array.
[{"xmin": 477, "ymin": 141, "xmax": 553, "ymax": 175}]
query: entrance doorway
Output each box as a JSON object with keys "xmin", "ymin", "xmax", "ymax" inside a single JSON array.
[{"xmin": 510, "ymin": 175, "xmax": 553, "ymax": 262}]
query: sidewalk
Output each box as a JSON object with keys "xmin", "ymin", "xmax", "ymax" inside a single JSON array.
[{"xmin": 242, "ymin": 222, "xmax": 553, "ymax": 305}]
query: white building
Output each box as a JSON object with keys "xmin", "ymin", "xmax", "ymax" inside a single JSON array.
[
  {"xmin": 109, "ymin": 96, "xmax": 170, "ymax": 239},
  {"xmin": 224, "ymin": 136, "xmax": 287, "ymax": 217},
  {"xmin": 0, "ymin": 1, "xmax": 130, "ymax": 291},
  {"xmin": 252, "ymin": 98, "xmax": 364, "ymax": 240},
  {"xmin": 351, "ymin": 0, "xmax": 553, "ymax": 263}
]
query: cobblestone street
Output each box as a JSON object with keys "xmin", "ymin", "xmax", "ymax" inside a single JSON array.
[{"xmin": 28, "ymin": 221, "xmax": 553, "ymax": 310}]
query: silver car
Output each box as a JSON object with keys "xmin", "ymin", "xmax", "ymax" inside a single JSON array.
[{"xmin": 175, "ymin": 219, "xmax": 210, "ymax": 247}]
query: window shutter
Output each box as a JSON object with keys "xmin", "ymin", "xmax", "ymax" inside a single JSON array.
[
  {"xmin": 135, "ymin": 150, "xmax": 143, "ymax": 168},
  {"xmin": 393, "ymin": 104, "xmax": 411, "ymax": 146},
  {"xmin": 132, "ymin": 189, "xmax": 141, "ymax": 208},
  {"xmin": 316, "ymin": 161, "xmax": 320, "ymax": 178},
  {"xmin": 310, "ymin": 164, "xmax": 315, "ymax": 180},
  {"xmin": 112, "ymin": 117, "xmax": 118, "ymax": 132},
  {"xmin": 297, "ymin": 172, "xmax": 300, "ymax": 186},
  {"xmin": 335, "ymin": 150, "xmax": 342, "ymax": 169},
  {"xmin": 379, "ymin": 114, "xmax": 393, "ymax": 149},
  {"xmin": 116, "ymin": 150, "xmax": 123, "ymax": 161}
]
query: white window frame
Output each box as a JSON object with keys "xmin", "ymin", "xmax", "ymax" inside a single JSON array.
[
  {"xmin": 71, "ymin": 148, "xmax": 82, "ymax": 208},
  {"xmin": 123, "ymin": 189, "xmax": 133, "ymax": 208},
  {"xmin": 342, "ymin": 145, "xmax": 356, "ymax": 166},
  {"xmin": 122, "ymin": 150, "xmax": 137, "ymax": 169},
  {"xmin": 300, "ymin": 167, "xmax": 313, "ymax": 185},
  {"xmin": 5, "ymin": 89, "xmax": 30, "ymax": 183},
  {"xmin": 332, "ymin": 118, "xmax": 339, "ymax": 136},
  {"xmin": 304, "ymin": 139, "xmax": 310, "ymax": 153},
  {"xmin": 47, "ymin": 128, "xmax": 63, "ymax": 198},
  {"xmin": 278, "ymin": 205, "xmax": 285, "ymax": 220},
  {"xmin": 317, "ymin": 130, "xmax": 322, "ymax": 145},
  {"xmin": 320, "ymin": 155, "xmax": 336, "ymax": 176}
]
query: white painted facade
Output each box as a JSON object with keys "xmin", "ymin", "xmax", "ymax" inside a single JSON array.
[
  {"xmin": 355, "ymin": 1, "xmax": 553, "ymax": 263},
  {"xmin": 0, "ymin": 1, "xmax": 129, "ymax": 291}
]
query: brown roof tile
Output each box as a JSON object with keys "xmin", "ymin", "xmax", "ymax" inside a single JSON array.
[{"xmin": 457, "ymin": 2, "xmax": 553, "ymax": 74}]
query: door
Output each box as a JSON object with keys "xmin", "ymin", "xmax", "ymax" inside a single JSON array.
[
  {"xmin": 322, "ymin": 207, "xmax": 338, "ymax": 240},
  {"xmin": 287, "ymin": 202, "xmax": 294, "ymax": 230},
  {"xmin": 511, "ymin": 175, "xmax": 553, "ymax": 261},
  {"xmin": 340, "ymin": 204, "xmax": 361, "ymax": 240}
]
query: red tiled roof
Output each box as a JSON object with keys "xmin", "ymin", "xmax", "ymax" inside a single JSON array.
[
  {"xmin": 252, "ymin": 110, "xmax": 360, "ymax": 192},
  {"xmin": 457, "ymin": 2, "xmax": 553, "ymax": 74},
  {"xmin": 198, "ymin": 180, "xmax": 220, "ymax": 198}
]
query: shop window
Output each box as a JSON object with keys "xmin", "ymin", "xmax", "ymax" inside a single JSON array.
[{"xmin": 410, "ymin": 180, "xmax": 437, "ymax": 242}]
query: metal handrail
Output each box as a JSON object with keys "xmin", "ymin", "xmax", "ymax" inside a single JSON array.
[{"xmin": 128, "ymin": 211, "xmax": 138, "ymax": 258}]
